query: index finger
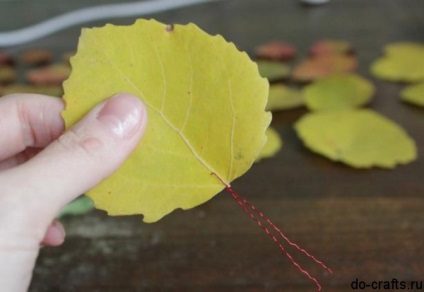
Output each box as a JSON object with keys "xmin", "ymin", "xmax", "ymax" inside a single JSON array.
[{"xmin": 0, "ymin": 94, "xmax": 64, "ymax": 162}]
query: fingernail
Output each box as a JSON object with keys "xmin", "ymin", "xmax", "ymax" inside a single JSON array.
[
  {"xmin": 51, "ymin": 220, "xmax": 65, "ymax": 243},
  {"xmin": 97, "ymin": 93, "xmax": 144, "ymax": 139},
  {"xmin": 46, "ymin": 220, "xmax": 65, "ymax": 246}
]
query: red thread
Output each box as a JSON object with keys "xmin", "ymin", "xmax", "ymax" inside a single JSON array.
[{"xmin": 212, "ymin": 173, "xmax": 332, "ymax": 292}]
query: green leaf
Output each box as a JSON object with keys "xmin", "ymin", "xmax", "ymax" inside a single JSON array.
[
  {"xmin": 0, "ymin": 84, "xmax": 63, "ymax": 97},
  {"xmin": 58, "ymin": 196, "xmax": 94, "ymax": 218},
  {"xmin": 371, "ymin": 42, "xmax": 424, "ymax": 82},
  {"xmin": 401, "ymin": 82, "xmax": 424, "ymax": 107},
  {"xmin": 266, "ymin": 84, "xmax": 304, "ymax": 111},
  {"xmin": 257, "ymin": 60, "xmax": 291, "ymax": 81},
  {"xmin": 295, "ymin": 109, "xmax": 416, "ymax": 168},
  {"xmin": 63, "ymin": 19, "xmax": 271, "ymax": 222},
  {"xmin": 304, "ymin": 74, "xmax": 374, "ymax": 111}
]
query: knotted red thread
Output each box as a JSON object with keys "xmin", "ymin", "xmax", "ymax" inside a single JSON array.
[{"xmin": 212, "ymin": 174, "xmax": 332, "ymax": 292}]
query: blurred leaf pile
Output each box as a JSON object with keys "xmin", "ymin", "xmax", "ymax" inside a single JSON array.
[
  {"xmin": 254, "ymin": 39, "xmax": 417, "ymax": 168},
  {"xmin": 0, "ymin": 49, "xmax": 71, "ymax": 97}
]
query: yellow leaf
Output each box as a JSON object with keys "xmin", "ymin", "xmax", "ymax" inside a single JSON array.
[
  {"xmin": 62, "ymin": 19, "xmax": 271, "ymax": 222},
  {"xmin": 295, "ymin": 109, "xmax": 416, "ymax": 168},
  {"xmin": 371, "ymin": 42, "xmax": 424, "ymax": 82},
  {"xmin": 401, "ymin": 82, "xmax": 424, "ymax": 107},
  {"xmin": 256, "ymin": 128, "xmax": 283, "ymax": 161},
  {"xmin": 266, "ymin": 84, "xmax": 304, "ymax": 111},
  {"xmin": 0, "ymin": 65, "xmax": 16, "ymax": 84},
  {"xmin": 304, "ymin": 74, "xmax": 374, "ymax": 111},
  {"xmin": 385, "ymin": 42, "xmax": 424, "ymax": 57}
]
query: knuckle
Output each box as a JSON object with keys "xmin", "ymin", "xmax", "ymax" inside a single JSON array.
[{"xmin": 55, "ymin": 127, "xmax": 105, "ymax": 157}]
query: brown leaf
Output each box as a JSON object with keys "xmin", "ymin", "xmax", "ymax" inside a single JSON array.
[
  {"xmin": 21, "ymin": 49, "xmax": 53, "ymax": 66},
  {"xmin": 26, "ymin": 63, "xmax": 70, "ymax": 85}
]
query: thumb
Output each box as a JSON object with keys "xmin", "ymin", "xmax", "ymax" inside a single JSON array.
[{"xmin": 8, "ymin": 93, "xmax": 147, "ymax": 219}]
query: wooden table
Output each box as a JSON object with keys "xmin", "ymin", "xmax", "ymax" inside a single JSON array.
[{"xmin": 1, "ymin": 0, "xmax": 423, "ymax": 291}]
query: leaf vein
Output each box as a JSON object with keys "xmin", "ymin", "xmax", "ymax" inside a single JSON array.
[
  {"xmin": 97, "ymin": 35, "xmax": 228, "ymax": 185},
  {"xmin": 180, "ymin": 39, "xmax": 194, "ymax": 133},
  {"xmin": 151, "ymin": 39, "xmax": 167, "ymax": 113}
]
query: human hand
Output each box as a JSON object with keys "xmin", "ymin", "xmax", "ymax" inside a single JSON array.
[{"xmin": 0, "ymin": 93, "xmax": 147, "ymax": 291}]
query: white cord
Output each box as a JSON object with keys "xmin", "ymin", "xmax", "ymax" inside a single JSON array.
[{"xmin": 0, "ymin": 0, "xmax": 220, "ymax": 47}]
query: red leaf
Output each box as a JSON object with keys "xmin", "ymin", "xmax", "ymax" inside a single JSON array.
[
  {"xmin": 309, "ymin": 40, "xmax": 353, "ymax": 57},
  {"xmin": 292, "ymin": 55, "xmax": 357, "ymax": 82},
  {"xmin": 255, "ymin": 41, "xmax": 297, "ymax": 61},
  {"xmin": 0, "ymin": 51, "xmax": 14, "ymax": 65}
]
